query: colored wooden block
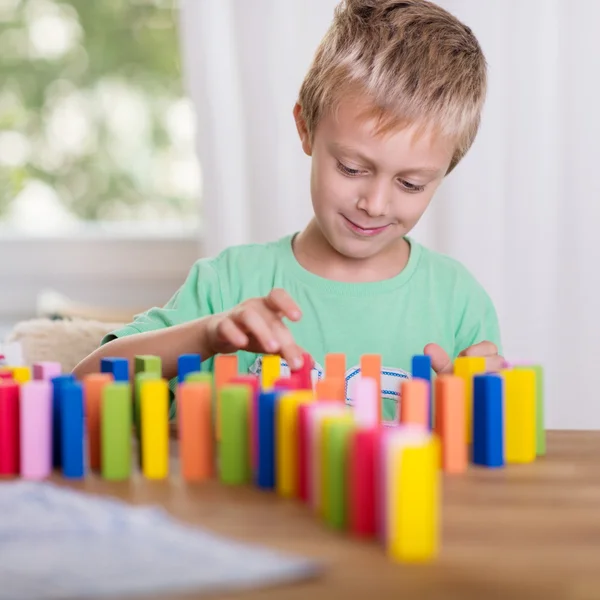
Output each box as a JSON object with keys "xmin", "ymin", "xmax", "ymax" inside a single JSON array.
[
  {"xmin": 4, "ymin": 366, "xmax": 31, "ymax": 384},
  {"xmin": 51, "ymin": 374, "xmax": 75, "ymax": 468},
  {"xmin": 434, "ymin": 375, "xmax": 467, "ymax": 473},
  {"xmin": 101, "ymin": 357, "xmax": 129, "ymax": 382},
  {"xmin": 319, "ymin": 413, "xmax": 353, "ymax": 517},
  {"xmin": 0, "ymin": 381, "xmax": 20, "ymax": 476},
  {"xmin": 60, "ymin": 381, "xmax": 85, "ymax": 479},
  {"xmin": 230, "ymin": 375, "xmax": 260, "ymax": 475},
  {"xmin": 297, "ymin": 403, "xmax": 311, "ymax": 502},
  {"xmin": 515, "ymin": 364, "xmax": 545, "ymax": 456},
  {"xmin": 276, "ymin": 391, "xmax": 314, "ymax": 498},
  {"xmin": 353, "ymin": 376, "xmax": 378, "ymax": 428},
  {"xmin": 325, "ymin": 353, "xmax": 346, "ymax": 382},
  {"xmin": 101, "ymin": 382, "xmax": 132, "ymax": 481},
  {"xmin": 388, "ymin": 432, "xmax": 440, "ymax": 563},
  {"xmin": 316, "ymin": 377, "xmax": 345, "ymax": 402},
  {"xmin": 261, "ymin": 355, "xmax": 281, "ymax": 390},
  {"xmin": 215, "ymin": 354, "xmax": 238, "ymax": 439},
  {"xmin": 20, "ymin": 380, "xmax": 52, "ymax": 480},
  {"xmin": 325, "ymin": 419, "xmax": 355, "ymax": 530},
  {"xmin": 454, "ymin": 356, "xmax": 486, "ymax": 444},
  {"xmin": 135, "ymin": 372, "xmax": 161, "ymax": 467},
  {"xmin": 177, "ymin": 353, "xmax": 201, "ymax": 384},
  {"xmin": 185, "ymin": 371, "xmax": 213, "ymax": 384},
  {"xmin": 360, "ymin": 354, "xmax": 382, "ymax": 424},
  {"xmin": 273, "ymin": 376, "xmax": 302, "ymax": 390},
  {"xmin": 295, "ymin": 352, "xmax": 313, "ymax": 389},
  {"xmin": 472, "ymin": 374, "xmax": 504, "ymax": 467},
  {"xmin": 33, "ymin": 361, "xmax": 61, "ymax": 381},
  {"xmin": 411, "ymin": 354, "xmax": 432, "ymax": 427},
  {"xmin": 349, "ymin": 427, "xmax": 378, "ymax": 538},
  {"xmin": 219, "ymin": 384, "xmax": 251, "ymax": 485},
  {"xmin": 134, "ymin": 355, "xmax": 162, "ymax": 376},
  {"xmin": 83, "ymin": 373, "xmax": 114, "ymax": 472},
  {"xmin": 400, "ymin": 379, "xmax": 429, "ymax": 428},
  {"xmin": 503, "ymin": 368, "xmax": 536, "ymax": 463},
  {"xmin": 308, "ymin": 403, "xmax": 348, "ymax": 511},
  {"xmin": 0, "ymin": 371, "xmax": 12, "ymax": 381},
  {"xmin": 141, "ymin": 378, "xmax": 169, "ymax": 479},
  {"xmin": 179, "ymin": 382, "xmax": 214, "ymax": 481},
  {"xmin": 257, "ymin": 391, "xmax": 277, "ymax": 489}
]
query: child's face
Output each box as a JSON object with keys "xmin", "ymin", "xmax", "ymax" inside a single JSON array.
[{"xmin": 295, "ymin": 97, "xmax": 455, "ymax": 261}]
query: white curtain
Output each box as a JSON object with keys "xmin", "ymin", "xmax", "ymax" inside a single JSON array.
[{"xmin": 179, "ymin": 0, "xmax": 600, "ymax": 429}]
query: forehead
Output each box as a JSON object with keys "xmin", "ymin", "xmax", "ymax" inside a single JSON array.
[{"xmin": 315, "ymin": 96, "xmax": 455, "ymax": 169}]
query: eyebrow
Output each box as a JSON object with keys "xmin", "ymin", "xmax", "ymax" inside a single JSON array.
[{"xmin": 331, "ymin": 143, "xmax": 442, "ymax": 177}]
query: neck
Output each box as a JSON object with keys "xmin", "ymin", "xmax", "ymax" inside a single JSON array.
[{"xmin": 292, "ymin": 219, "xmax": 410, "ymax": 283}]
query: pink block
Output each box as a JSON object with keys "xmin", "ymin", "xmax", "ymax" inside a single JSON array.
[
  {"xmin": 20, "ymin": 380, "xmax": 52, "ymax": 479},
  {"xmin": 354, "ymin": 376, "xmax": 378, "ymax": 428},
  {"xmin": 33, "ymin": 362, "xmax": 62, "ymax": 381}
]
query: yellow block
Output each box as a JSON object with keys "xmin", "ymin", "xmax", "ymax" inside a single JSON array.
[
  {"xmin": 503, "ymin": 368, "xmax": 536, "ymax": 463},
  {"xmin": 389, "ymin": 435, "xmax": 440, "ymax": 563},
  {"xmin": 141, "ymin": 378, "xmax": 169, "ymax": 479},
  {"xmin": 0, "ymin": 366, "xmax": 31, "ymax": 384},
  {"xmin": 276, "ymin": 391, "xmax": 314, "ymax": 498},
  {"xmin": 261, "ymin": 355, "xmax": 281, "ymax": 390},
  {"xmin": 319, "ymin": 413, "xmax": 353, "ymax": 518},
  {"xmin": 453, "ymin": 356, "xmax": 486, "ymax": 444}
]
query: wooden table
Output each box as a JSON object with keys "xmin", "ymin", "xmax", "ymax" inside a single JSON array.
[{"xmin": 55, "ymin": 431, "xmax": 600, "ymax": 600}]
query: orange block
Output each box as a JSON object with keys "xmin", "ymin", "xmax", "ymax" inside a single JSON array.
[
  {"xmin": 434, "ymin": 375, "xmax": 466, "ymax": 473},
  {"xmin": 316, "ymin": 377, "xmax": 345, "ymax": 403},
  {"xmin": 215, "ymin": 354, "xmax": 238, "ymax": 439},
  {"xmin": 325, "ymin": 353, "xmax": 346, "ymax": 382},
  {"xmin": 179, "ymin": 382, "xmax": 214, "ymax": 481},
  {"xmin": 83, "ymin": 373, "xmax": 114, "ymax": 471},
  {"xmin": 360, "ymin": 354, "xmax": 381, "ymax": 424},
  {"xmin": 400, "ymin": 379, "xmax": 429, "ymax": 427}
]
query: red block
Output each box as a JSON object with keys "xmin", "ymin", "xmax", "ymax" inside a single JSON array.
[
  {"xmin": 294, "ymin": 352, "xmax": 313, "ymax": 390},
  {"xmin": 0, "ymin": 381, "xmax": 20, "ymax": 475},
  {"xmin": 348, "ymin": 427, "xmax": 378, "ymax": 537},
  {"xmin": 297, "ymin": 403, "xmax": 311, "ymax": 502}
]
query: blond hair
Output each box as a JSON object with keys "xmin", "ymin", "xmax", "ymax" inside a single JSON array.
[{"xmin": 298, "ymin": 0, "xmax": 487, "ymax": 173}]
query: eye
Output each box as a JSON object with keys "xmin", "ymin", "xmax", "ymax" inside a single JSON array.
[
  {"xmin": 336, "ymin": 161, "xmax": 363, "ymax": 177},
  {"xmin": 399, "ymin": 179, "xmax": 426, "ymax": 193}
]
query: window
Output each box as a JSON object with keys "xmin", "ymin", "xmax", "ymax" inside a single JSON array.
[{"xmin": 0, "ymin": 0, "xmax": 201, "ymax": 322}]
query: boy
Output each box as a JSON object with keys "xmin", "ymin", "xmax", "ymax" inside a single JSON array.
[{"xmin": 73, "ymin": 0, "xmax": 503, "ymax": 422}]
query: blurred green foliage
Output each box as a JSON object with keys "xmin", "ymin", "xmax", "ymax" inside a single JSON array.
[{"xmin": 0, "ymin": 0, "xmax": 199, "ymax": 223}]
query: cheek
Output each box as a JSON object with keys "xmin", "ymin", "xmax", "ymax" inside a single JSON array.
[{"xmin": 311, "ymin": 161, "xmax": 355, "ymax": 207}]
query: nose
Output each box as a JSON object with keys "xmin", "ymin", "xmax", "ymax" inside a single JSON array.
[{"xmin": 356, "ymin": 179, "xmax": 391, "ymax": 218}]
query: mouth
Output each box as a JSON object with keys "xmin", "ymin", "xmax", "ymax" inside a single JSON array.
[{"xmin": 342, "ymin": 215, "xmax": 391, "ymax": 237}]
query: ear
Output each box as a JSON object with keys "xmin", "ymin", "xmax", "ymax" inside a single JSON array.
[{"xmin": 293, "ymin": 102, "xmax": 312, "ymax": 156}]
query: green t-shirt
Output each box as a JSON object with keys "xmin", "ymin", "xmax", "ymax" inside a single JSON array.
[{"xmin": 102, "ymin": 233, "xmax": 501, "ymax": 421}]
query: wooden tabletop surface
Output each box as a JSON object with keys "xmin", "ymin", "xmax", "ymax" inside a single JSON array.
[{"xmin": 55, "ymin": 431, "xmax": 600, "ymax": 600}]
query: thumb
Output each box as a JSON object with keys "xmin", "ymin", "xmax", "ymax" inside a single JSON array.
[{"xmin": 423, "ymin": 343, "xmax": 453, "ymax": 375}]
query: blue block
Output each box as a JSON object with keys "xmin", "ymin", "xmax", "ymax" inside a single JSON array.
[
  {"xmin": 101, "ymin": 357, "xmax": 129, "ymax": 382},
  {"xmin": 177, "ymin": 354, "xmax": 202, "ymax": 384},
  {"xmin": 51, "ymin": 374, "xmax": 76, "ymax": 468},
  {"xmin": 411, "ymin": 354, "xmax": 432, "ymax": 428},
  {"xmin": 473, "ymin": 374, "xmax": 504, "ymax": 467},
  {"xmin": 60, "ymin": 381, "xmax": 85, "ymax": 478},
  {"xmin": 257, "ymin": 391, "xmax": 277, "ymax": 489}
]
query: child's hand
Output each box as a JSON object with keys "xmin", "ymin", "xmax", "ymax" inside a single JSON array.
[
  {"xmin": 423, "ymin": 342, "xmax": 505, "ymax": 375},
  {"xmin": 206, "ymin": 288, "xmax": 305, "ymax": 370}
]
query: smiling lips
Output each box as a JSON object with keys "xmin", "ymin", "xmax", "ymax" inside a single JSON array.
[{"xmin": 342, "ymin": 215, "xmax": 390, "ymax": 236}]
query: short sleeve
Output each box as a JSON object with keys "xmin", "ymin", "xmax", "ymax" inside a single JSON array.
[
  {"xmin": 101, "ymin": 258, "xmax": 224, "ymax": 345},
  {"xmin": 453, "ymin": 278, "xmax": 503, "ymax": 358}
]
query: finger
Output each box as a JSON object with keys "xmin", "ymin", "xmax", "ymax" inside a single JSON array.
[
  {"xmin": 460, "ymin": 341, "xmax": 498, "ymax": 357},
  {"xmin": 485, "ymin": 355, "xmax": 507, "ymax": 373},
  {"xmin": 215, "ymin": 317, "xmax": 248, "ymax": 349},
  {"xmin": 270, "ymin": 319, "xmax": 304, "ymax": 370},
  {"xmin": 265, "ymin": 288, "xmax": 302, "ymax": 321},
  {"xmin": 233, "ymin": 307, "xmax": 279, "ymax": 353},
  {"xmin": 423, "ymin": 343, "xmax": 453, "ymax": 375}
]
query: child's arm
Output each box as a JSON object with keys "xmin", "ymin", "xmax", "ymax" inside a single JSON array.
[{"xmin": 72, "ymin": 288, "xmax": 305, "ymax": 381}]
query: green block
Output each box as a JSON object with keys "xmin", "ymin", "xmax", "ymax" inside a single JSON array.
[
  {"xmin": 516, "ymin": 364, "xmax": 545, "ymax": 456},
  {"xmin": 185, "ymin": 371, "xmax": 214, "ymax": 385},
  {"xmin": 101, "ymin": 383, "xmax": 132, "ymax": 480},
  {"xmin": 219, "ymin": 385, "xmax": 250, "ymax": 485},
  {"xmin": 326, "ymin": 420, "xmax": 355, "ymax": 530},
  {"xmin": 134, "ymin": 355, "xmax": 162, "ymax": 376}
]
